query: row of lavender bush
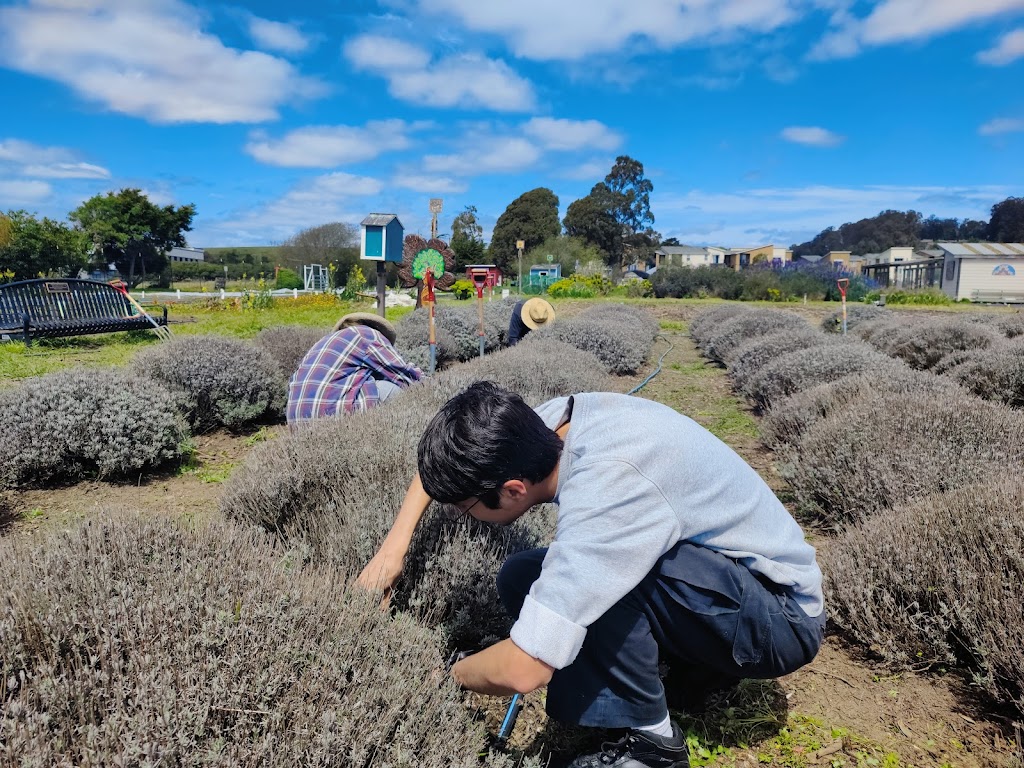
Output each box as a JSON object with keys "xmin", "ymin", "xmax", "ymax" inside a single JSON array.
[
  {"xmin": 1, "ymin": 303, "xmax": 660, "ymax": 764},
  {"xmin": 690, "ymin": 303, "xmax": 1024, "ymax": 717}
]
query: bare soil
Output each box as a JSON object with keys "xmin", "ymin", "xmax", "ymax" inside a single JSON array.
[{"xmin": 4, "ymin": 317, "xmax": 1023, "ymax": 767}]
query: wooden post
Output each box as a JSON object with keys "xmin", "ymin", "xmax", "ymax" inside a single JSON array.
[
  {"xmin": 476, "ymin": 283, "xmax": 485, "ymax": 358},
  {"xmin": 376, "ymin": 261, "xmax": 386, "ymax": 318}
]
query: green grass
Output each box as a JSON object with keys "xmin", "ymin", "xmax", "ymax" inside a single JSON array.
[{"xmin": 0, "ymin": 296, "xmax": 412, "ymax": 383}]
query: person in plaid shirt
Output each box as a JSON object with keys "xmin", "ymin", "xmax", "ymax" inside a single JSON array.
[{"xmin": 287, "ymin": 312, "xmax": 422, "ymax": 424}]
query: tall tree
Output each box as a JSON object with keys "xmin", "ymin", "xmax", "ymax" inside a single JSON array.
[
  {"xmin": 450, "ymin": 205, "xmax": 485, "ymax": 270},
  {"xmin": 988, "ymin": 197, "xmax": 1024, "ymax": 242},
  {"xmin": 958, "ymin": 219, "xmax": 989, "ymax": 240},
  {"xmin": 526, "ymin": 235, "xmax": 605, "ymax": 278},
  {"xmin": 489, "ymin": 188, "xmax": 561, "ymax": 273},
  {"xmin": 563, "ymin": 194, "xmax": 622, "ymax": 265},
  {"xmin": 919, "ymin": 216, "xmax": 960, "ymax": 241},
  {"xmin": 604, "ymin": 155, "xmax": 655, "ymax": 235},
  {"xmin": 70, "ymin": 189, "xmax": 195, "ymax": 288},
  {"xmin": 0, "ymin": 210, "xmax": 88, "ymax": 280},
  {"xmin": 280, "ymin": 222, "xmax": 360, "ymax": 282}
]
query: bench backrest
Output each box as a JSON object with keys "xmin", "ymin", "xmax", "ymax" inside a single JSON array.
[{"xmin": 0, "ymin": 279, "xmax": 139, "ymax": 327}]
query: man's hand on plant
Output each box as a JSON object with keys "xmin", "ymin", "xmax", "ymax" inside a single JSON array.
[{"xmin": 355, "ymin": 545, "xmax": 405, "ymax": 606}]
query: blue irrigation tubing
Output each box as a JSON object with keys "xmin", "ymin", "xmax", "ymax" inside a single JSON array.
[{"xmin": 626, "ymin": 334, "xmax": 674, "ymax": 396}]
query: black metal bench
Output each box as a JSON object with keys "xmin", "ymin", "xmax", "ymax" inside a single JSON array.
[{"xmin": 0, "ymin": 278, "xmax": 168, "ymax": 346}]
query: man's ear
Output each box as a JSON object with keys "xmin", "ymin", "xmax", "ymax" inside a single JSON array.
[{"xmin": 501, "ymin": 479, "xmax": 529, "ymax": 500}]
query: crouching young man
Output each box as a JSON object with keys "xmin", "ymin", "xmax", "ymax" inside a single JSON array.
[{"xmin": 357, "ymin": 382, "xmax": 825, "ymax": 768}]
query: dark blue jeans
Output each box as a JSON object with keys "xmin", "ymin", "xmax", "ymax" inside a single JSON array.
[{"xmin": 496, "ymin": 541, "xmax": 825, "ymax": 728}]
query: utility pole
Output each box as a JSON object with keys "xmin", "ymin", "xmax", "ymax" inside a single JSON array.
[{"xmin": 430, "ymin": 198, "xmax": 443, "ymax": 240}]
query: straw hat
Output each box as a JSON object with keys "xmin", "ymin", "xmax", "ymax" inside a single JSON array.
[
  {"xmin": 521, "ymin": 298, "xmax": 556, "ymax": 330},
  {"xmin": 334, "ymin": 312, "xmax": 398, "ymax": 344}
]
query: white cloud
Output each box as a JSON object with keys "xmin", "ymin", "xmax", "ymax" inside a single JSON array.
[
  {"xmin": 248, "ymin": 17, "xmax": 311, "ymax": 55},
  {"xmin": 522, "ymin": 118, "xmax": 621, "ymax": 151},
  {"xmin": 407, "ymin": 0, "xmax": 799, "ymax": 61},
  {"xmin": 780, "ymin": 126, "xmax": 845, "ymax": 147},
  {"xmin": 0, "ymin": 179, "xmax": 52, "ymax": 204},
  {"xmin": 0, "ymin": 138, "xmax": 111, "ymax": 179},
  {"xmin": 811, "ymin": 0, "xmax": 1024, "ymax": 59},
  {"xmin": 392, "ymin": 174, "xmax": 468, "ymax": 194},
  {"xmin": 344, "ymin": 34, "xmax": 535, "ymax": 112},
  {"xmin": 0, "ymin": 0, "xmax": 324, "ymax": 124},
  {"xmin": 559, "ymin": 159, "xmax": 615, "ymax": 180},
  {"xmin": 246, "ymin": 120, "xmax": 415, "ymax": 167},
  {"xmin": 424, "ymin": 136, "xmax": 542, "ymax": 176},
  {"xmin": 657, "ymin": 184, "xmax": 1009, "ymax": 246},
  {"xmin": 206, "ymin": 172, "xmax": 383, "ymax": 243},
  {"xmin": 979, "ymin": 117, "xmax": 1024, "ymax": 135},
  {"xmin": 978, "ymin": 27, "xmax": 1024, "ymax": 64}
]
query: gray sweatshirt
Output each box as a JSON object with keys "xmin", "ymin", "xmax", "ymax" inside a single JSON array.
[{"xmin": 509, "ymin": 393, "xmax": 824, "ymax": 670}]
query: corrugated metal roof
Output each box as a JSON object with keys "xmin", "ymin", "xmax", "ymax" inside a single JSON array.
[
  {"xmin": 938, "ymin": 242, "xmax": 1024, "ymax": 257},
  {"xmin": 361, "ymin": 213, "xmax": 399, "ymax": 226},
  {"xmin": 656, "ymin": 245, "xmax": 707, "ymax": 256}
]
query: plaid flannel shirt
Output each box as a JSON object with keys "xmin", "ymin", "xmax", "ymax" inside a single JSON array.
[{"xmin": 286, "ymin": 325, "xmax": 422, "ymax": 424}]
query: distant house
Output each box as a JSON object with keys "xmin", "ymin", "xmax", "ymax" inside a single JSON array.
[
  {"xmin": 465, "ymin": 264, "xmax": 502, "ymax": 288},
  {"xmin": 655, "ymin": 243, "xmax": 792, "ymax": 271},
  {"xmin": 167, "ymin": 246, "xmax": 205, "ymax": 263},
  {"xmin": 527, "ymin": 263, "xmax": 561, "ymax": 288},
  {"xmin": 938, "ymin": 242, "xmax": 1024, "ymax": 302}
]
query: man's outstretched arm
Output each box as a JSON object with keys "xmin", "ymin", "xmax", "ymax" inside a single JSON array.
[
  {"xmin": 451, "ymin": 638, "xmax": 554, "ymax": 696},
  {"xmin": 355, "ymin": 472, "xmax": 431, "ymax": 593}
]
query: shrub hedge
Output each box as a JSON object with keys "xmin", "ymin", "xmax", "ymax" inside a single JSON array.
[
  {"xmin": 394, "ymin": 300, "xmax": 516, "ymax": 368},
  {"xmin": 824, "ymin": 478, "xmax": 1024, "ymax": 715},
  {"xmin": 872, "ymin": 319, "xmax": 1001, "ymax": 370},
  {"xmin": 688, "ymin": 304, "xmax": 751, "ymax": 347},
  {"xmin": 728, "ymin": 329, "xmax": 837, "ymax": 395},
  {"xmin": 0, "ymin": 514, "xmax": 523, "ymax": 766},
  {"xmin": 820, "ymin": 304, "xmax": 887, "ymax": 334},
  {"xmin": 744, "ymin": 341, "xmax": 899, "ymax": 409},
  {"xmin": 530, "ymin": 304, "xmax": 659, "ymax": 375},
  {"xmin": 252, "ymin": 325, "xmax": 329, "ymax": 378},
  {"xmin": 0, "ymin": 369, "xmax": 188, "ymax": 488},
  {"xmin": 761, "ymin": 368, "xmax": 963, "ymax": 450},
  {"xmin": 938, "ymin": 339, "xmax": 1024, "ymax": 408},
  {"xmin": 221, "ymin": 337, "xmax": 611, "ymax": 647},
  {"xmin": 786, "ymin": 389, "xmax": 1024, "ymax": 526},
  {"xmin": 699, "ymin": 310, "xmax": 810, "ymax": 365},
  {"xmin": 133, "ymin": 336, "xmax": 288, "ymax": 431}
]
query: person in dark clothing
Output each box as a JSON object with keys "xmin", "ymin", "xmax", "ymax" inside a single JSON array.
[{"xmin": 507, "ymin": 297, "xmax": 556, "ymax": 346}]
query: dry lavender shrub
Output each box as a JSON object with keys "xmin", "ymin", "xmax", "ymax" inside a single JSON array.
[
  {"xmin": 394, "ymin": 308, "xmax": 466, "ymax": 369},
  {"xmin": 938, "ymin": 339, "xmax": 1024, "ymax": 407},
  {"xmin": 252, "ymin": 325, "xmax": 329, "ymax": 378},
  {"xmin": 761, "ymin": 368, "xmax": 963, "ymax": 450},
  {"xmin": 700, "ymin": 310, "xmax": 810, "ymax": 365},
  {"xmin": 0, "ymin": 369, "xmax": 188, "ymax": 488},
  {"xmin": 133, "ymin": 335, "xmax": 287, "ymax": 431},
  {"xmin": 821, "ymin": 304, "xmax": 887, "ymax": 334},
  {"xmin": 728, "ymin": 329, "xmax": 837, "ymax": 394},
  {"xmin": 221, "ymin": 339, "xmax": 610, "ymax": 645},
  {"xmin": 395, "ymin": 300, "xmax": 516, "ymax": 369},
  {"xmin": 879, "ymin": 319, "xmax": 1001, "ymax": 370},
  {"xmin": 744, "ymin": 341, "xmax": 900, "ymax": 409},
  {"xmin": 688, "ymin": 304, "xmax": 750, "ymax": 346},
  {"xmin": 530, "ymin": 304, "xmax": 658, "ymax": 375},
  {"xmin": 787, "ymin": 390, "xmax": 1024, "ymax": 526},
  {"xmin": 824, "ymin": 478, "xmax": 1024, "ymax": 714},
  {"xmin": 853, "ymin": 314, "xmax": 928, "ymax": 346},
  {"xmin": 0, "ymin": 513, "xmax": 525, "ymax": 767},
  {"xmin": 997, "ymin": 312, "xmax": 1024, "ymax": 338}
]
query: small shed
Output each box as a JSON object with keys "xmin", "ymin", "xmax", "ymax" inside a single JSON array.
[
  {"xmin": 529, "ymin": 263, "xmax": 561, "ymax": 281},
  {"xmin": 465, "ymin": 264, "xmax": 502, "ymax": 288},
  {"xmin": 938, "ymin": 242, "xmax": 1024, "ymax": 302},
  {"xmin": 360, "ymin": 214, "xmax": 404, "ymax": 263}
]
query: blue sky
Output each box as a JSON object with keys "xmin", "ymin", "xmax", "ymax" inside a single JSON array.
[{"xmin": 0, "ymin": 0, "xmax": 1022, "ymax": 249}]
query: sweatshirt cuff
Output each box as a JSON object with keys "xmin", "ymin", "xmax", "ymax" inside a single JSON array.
[{"xmin": 509, "ymin": 594, "xmax": 587, "ymax": 669}]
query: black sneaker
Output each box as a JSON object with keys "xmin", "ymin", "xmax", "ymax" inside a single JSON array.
[{"xmin": 567, "ymin": 722, "xmax": 689, "ymax": 768}]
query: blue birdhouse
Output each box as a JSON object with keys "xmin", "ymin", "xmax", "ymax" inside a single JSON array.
[{"xmin": 360, "ymin": 214, "xmax": 404, "ymax": 263}]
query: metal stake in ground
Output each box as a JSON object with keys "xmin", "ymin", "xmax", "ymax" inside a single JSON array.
[
  {"xmin": 424, "ymin": 269, "xmax": 437, "ymax": 374},
  {"xmin": 836, "ymin": 278, "xmax": 850, "ymax": 336}
]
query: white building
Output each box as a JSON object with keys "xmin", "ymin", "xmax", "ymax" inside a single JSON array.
[
  {"xmin": 167, "ymin": 246, "xmax": 205, "ymax": 263},
  {"xmin": 938, "ymin": 242, "xmax": 1024, "ymax": 302}
]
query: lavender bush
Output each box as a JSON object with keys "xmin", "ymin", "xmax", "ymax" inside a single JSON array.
[
  {"xmin": 0, "ymin": 369, "xmax": 188, "ymax": 488},
  {"xmin": 252, "ymin": 325, "xmax": 329, "ymax": 378}
]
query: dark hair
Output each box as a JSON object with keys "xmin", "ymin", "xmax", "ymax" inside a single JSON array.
[{"xmin": 417, "ymin": 381, "xmax": 562, "ymax": 507}]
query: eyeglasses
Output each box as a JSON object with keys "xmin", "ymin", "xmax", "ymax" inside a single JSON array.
[{"xmin": 444, "ymin": 496, "xmax": 482, "ymax": 521}]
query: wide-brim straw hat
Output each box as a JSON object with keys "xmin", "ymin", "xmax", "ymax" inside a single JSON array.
[
  {"xmin": 334, "ymin": 312, "xmax": 398, "ymax": 344},
  {"xmin": 521, "ymin": 298, "xmax": 556, "ymax": 330}
]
